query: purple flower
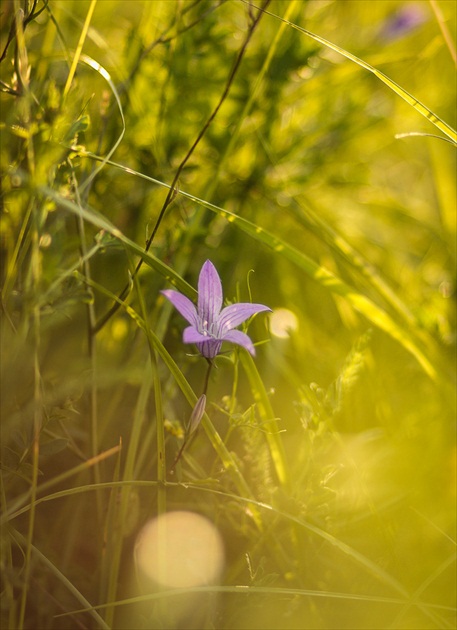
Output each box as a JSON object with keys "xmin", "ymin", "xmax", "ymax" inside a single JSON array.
[
  {"xmin": 161, "ymin": 260, "xmax": 271, "ymax": 359},
  {"xmin": 381, "ymin": 6, "xmax": 426, "ymax": 40}
]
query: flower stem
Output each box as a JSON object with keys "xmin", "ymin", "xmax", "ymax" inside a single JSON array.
[
  {"xmin": 170, "ymin": 360, "xmax": 213, "ymax": 474},
  {"xmin": 202, "ymin": 359, "xmax": 213, "ymax": 396}
]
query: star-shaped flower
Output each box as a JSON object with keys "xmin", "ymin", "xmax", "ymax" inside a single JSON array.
[{"xmin": 161, "ymin": 260, "xmax": 271, "ymax": 359}]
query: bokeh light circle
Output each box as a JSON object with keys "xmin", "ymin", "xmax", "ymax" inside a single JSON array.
[
  {"xmin": 270, "ymin": 308, "xmax": 299, "ymax": 339},
  {"xmin": 135, "ymin": 511, "xmax": 225, "ymax": 588}
]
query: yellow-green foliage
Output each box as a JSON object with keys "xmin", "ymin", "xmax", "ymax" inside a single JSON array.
[{"xmin": 1, "ymin": 1, "xmax": 455, "ymax": 629}]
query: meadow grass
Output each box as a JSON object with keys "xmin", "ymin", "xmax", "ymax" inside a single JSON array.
[{"xmin": 1, "ymin": 1, "xmax": 456, "ymax": 628}]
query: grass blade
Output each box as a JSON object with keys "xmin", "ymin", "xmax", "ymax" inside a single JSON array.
[{"xmin": 245, "ymin": 1, "xmax": 456, "ymax": 144}]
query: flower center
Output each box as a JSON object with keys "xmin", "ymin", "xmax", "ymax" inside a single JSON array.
[{"xmin": 200, "ymin": 319, "xmax": 219, "ymax": 338}]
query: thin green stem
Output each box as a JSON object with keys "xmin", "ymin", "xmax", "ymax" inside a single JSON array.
[
  {"xmin": 202, "ymin": 359, "xmax": 213, "ymax": 396},
  {"xmin": 62, "ymin": 0, "xmax": 97, "ymax": 101},
  {"xmin": 93, "ymin": 0, "xmax": 272, "ymax": 333},
  {"xmin": 103, "ymin": 358, "xmax": 153, "ymax": 627},
  {"xmin": 429, "ymin": 0, "xmax": 457, "ymax": 66},
  {"xmin": 14, "ymin": 4, "xmax": 40, "ymax": 627},
  {"xmin": 169, "ymin": 361, "xmax": 213, "ymax": 474},
  {"xmin": 153, "ymin": 358, "xmax": 167, "ymax": 516}
]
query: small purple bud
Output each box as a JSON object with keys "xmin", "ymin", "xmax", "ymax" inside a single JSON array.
[{"xmin": 187, "ymin": 394, "xmax": 206, "ymax": 436}]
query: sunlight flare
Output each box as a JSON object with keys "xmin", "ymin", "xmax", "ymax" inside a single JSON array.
[
  {"xmin": 270, "ymin": 308, "xmax": 299, "ymax": 339},
  {"xmin": 134, "ymin": 511, "xmax": 225, "ymax": 588}
]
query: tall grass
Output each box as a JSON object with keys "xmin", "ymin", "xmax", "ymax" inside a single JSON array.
[{"xmin": 1, "ymin": 1, "xmax": 456, "ymax": 629}]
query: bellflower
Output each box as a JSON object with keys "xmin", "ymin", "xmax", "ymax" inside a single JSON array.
[{"xmin": 161, "ymin": 260, "xmax": 271, "ymax": 359}]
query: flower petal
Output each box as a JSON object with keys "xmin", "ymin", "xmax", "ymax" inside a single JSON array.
[
  {"xmin": 198, "ymin": 260, "xmax": 223, "ymax": 327},
  {"xmin": 218, "ymin": 303, "xmax": 271, "ymax": 334},
  {"xmin": 161, "ymin": 290, "xmax": 198, "ymax": 327},
  {"xmin": 197, "ymin": 339, "xmax": 222, "ymax": 359},
  {"xmin": 182, "ymin": 326, "xmax": 211, "ymax": 344},
  {"xmin": 183, "ymin": 327, "xmax": 221, "ymax": 358},
  {"xmin": 222, "ymin": 329, "xmax": 257, "ymax": 355}
]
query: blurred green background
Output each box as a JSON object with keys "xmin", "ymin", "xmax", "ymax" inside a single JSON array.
[{"xmin": 1, "ymin": 1, "xmax": 456, "ymax": 628}]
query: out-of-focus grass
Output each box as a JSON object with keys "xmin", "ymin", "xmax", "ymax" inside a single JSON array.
[{"xmin": 1, "ymin": 1, "xmax": 455, "ymax": 629}]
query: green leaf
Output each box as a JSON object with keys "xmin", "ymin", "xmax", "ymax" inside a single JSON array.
[{"xmin": 37, "ymin": 185, "xmax": 197, "ymax": 300}]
